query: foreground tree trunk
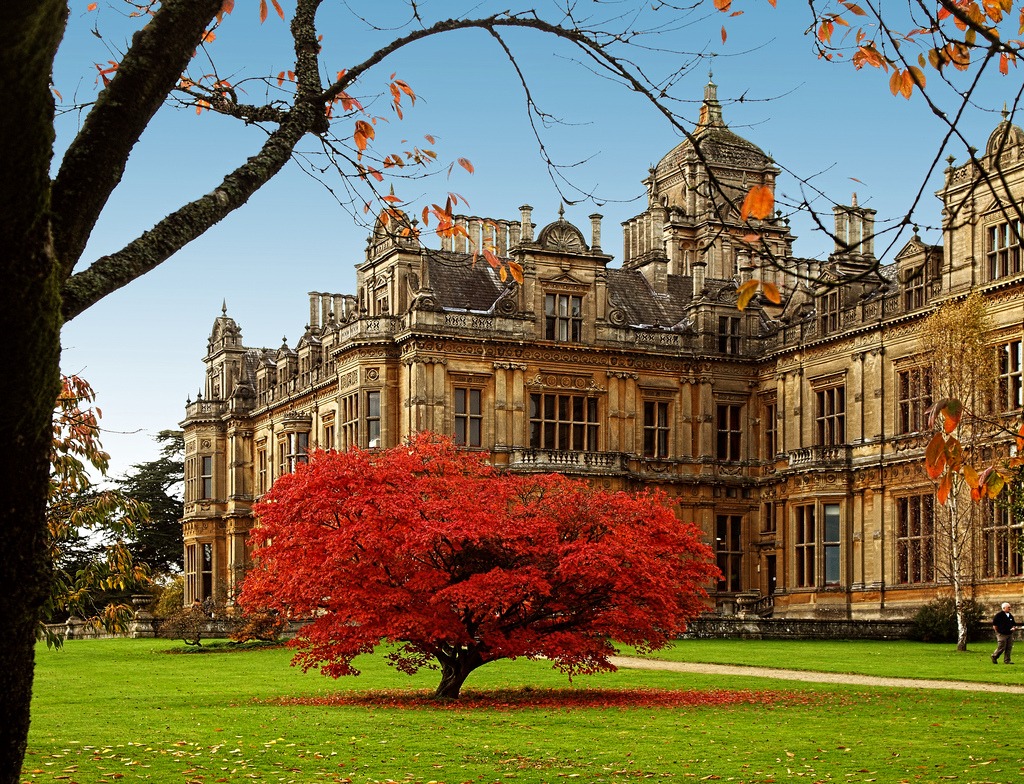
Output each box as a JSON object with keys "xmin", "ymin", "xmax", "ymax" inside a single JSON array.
[
  {"xmin": 0, "ymin": 4, "xmax": 67, "ymax": 781},
  {"xmin": 434, "ymin": 648, "xmax": 485, "ymax": 700}
]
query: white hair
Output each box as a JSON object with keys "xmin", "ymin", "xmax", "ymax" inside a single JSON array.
[{"xmin": 1002, "ymin": 602, "xmax": 1012, "ymax": 610}]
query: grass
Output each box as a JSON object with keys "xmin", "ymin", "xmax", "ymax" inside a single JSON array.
[{"xmin": 24, "ymin": 637, "xmax": 1024, "ymax": 783}]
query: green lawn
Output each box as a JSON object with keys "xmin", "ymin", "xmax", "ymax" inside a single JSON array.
[{"xmin": 24, "ymin": 638, "xmax": 1024, "ymax": 783}]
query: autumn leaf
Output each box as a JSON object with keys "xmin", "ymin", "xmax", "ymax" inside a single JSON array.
[
  {"xmin": 736, "ymin": 280, "xmax": 759, "ymax": 310},
  {"xmin": 937, "ymin": 473, "xmax": 952, "ymax": 504},
  {"xmin": 924, "ymin": 432, "xmax": 947, "ymax": 479},
  {"xmin": 722, "ymin": 25, "xmax": 727, "ymax": 43},
  {"xmin": 740, "ymin": 185, "xmax": 774, "ymax": 221},
  {"xmin": 508, "ymin": 260, "xmax": 525, "ymax": 284},
  {"xmin": 714, "ymin": 0, "xmax": 731, "ymax": 11},
  {"xmin": 458, "ymin": 157, "xmax": 474, "ymax": 174},
  {"xmin": 762, "ymin": 281, "xmax": 782, "ymax": 304},
  {"xmin": 940, "ymin": 399, "xmax": 962, "ymax": 433}
]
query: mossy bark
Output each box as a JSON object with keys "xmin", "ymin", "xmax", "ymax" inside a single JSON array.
[{"xmin": 0, "ymin": 5, "xmax": 66, "ymax": 781}]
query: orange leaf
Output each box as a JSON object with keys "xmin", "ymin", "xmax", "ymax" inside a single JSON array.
[
  {"xmin": 87, "ymin": 1, "xmax": 97, "ymax": 9},
  {"xmin": 740, "ymin": 185, "xmax": 774, "ymax": 221},
  {"xmin": 941, "ymin": 400, "xmax": 962, "ymax": 433},
  {"xmin": 458, "ymin": 158, "xmax": 474, "ymax": 174},
  {"xmin": 508, "ymin": 261, "xmax": 525, "ymax": 284},
  {"xmin": 924, "ymin": 432, "xmax": 947, "ymax": 479},
  {"xmin": 762, "ymin": 281, "xmax": 782, "ymax": 304},
  {"xmin": 721, "ymin": 25, "xmax": 727, "ymax": 43},
  {"xmin": 714, "ymin": 0, "xmax": 731, "ymax": 10},
  {"xmin": 259, "ymin": 0, "xmax": 267, "ymax": 23},
  {"xmin": 937, "ymin": 473, "xmax": 952, "ymax": 504},
  {"xmin": 271, "ymin": 0, "xmax": 285, "ymax": 19},
  {"xmin": 736, "ymin": 280, "xmax": 758, "ymax": 310}
]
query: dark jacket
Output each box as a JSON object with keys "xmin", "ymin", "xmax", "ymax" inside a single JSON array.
[{"xmin": 993, "ymin": 610, "xmax": 1016, "ymax": 635}]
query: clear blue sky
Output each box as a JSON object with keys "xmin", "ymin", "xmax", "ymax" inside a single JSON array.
[{"xmin": 55, "ymin": 0, "xmax": 1014, "ymax": 477}]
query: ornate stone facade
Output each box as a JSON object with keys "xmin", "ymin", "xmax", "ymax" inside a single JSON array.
[{"xmin": 182, "ymin": 80, "xmax": 1024, "ymax": 620}]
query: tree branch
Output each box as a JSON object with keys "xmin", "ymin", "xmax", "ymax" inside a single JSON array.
[{"xmin": 51, "ymin": 0, "xmax": 224, "ymax": 281}]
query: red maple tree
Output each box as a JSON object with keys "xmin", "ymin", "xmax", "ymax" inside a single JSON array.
[{"xmin": 240, "ymin": 434, "xmax": 719, "ymax": 698}]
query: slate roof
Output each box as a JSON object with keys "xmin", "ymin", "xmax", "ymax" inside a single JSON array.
[
  {"xmin": 424, "ymin": 251, "xmax": 510, "ymax": 312},
  {"xmin": 606, "ymin": 269, "xmax": 694, "ymax": 328}
]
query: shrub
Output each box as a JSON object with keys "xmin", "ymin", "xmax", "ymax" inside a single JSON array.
[{"xmin": 911, "ymin": 598, "xmax": 986, "ymax": 643}]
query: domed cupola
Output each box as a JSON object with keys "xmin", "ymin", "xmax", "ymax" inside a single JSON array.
[
  {"xmin": 536, "ymin": 204, "xmax": 589, "ymax": 254},
  {"xmin": 984, "ymin": 107, "xmax": 1024, "ymax": 162},
  {"xmin": 654, "ymin": 75, "xmax": 772, "ymax": 182}
]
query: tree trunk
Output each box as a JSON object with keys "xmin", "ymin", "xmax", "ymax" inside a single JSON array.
[
  {"xmin": 946, "ymin": 495, "xmax": 969, "ymax": 652},
  {"xmin": 433, "ymin": 649, "xmax": 484, "ymax": 700},
  {"xmin": 0, "ymin": 4, "xmax": 67, "ymax": 781}
]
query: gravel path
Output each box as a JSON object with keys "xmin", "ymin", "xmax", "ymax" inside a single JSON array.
[{"xmin": 609, "ymin": 656, "xmax": 1024, "ymax": 694}]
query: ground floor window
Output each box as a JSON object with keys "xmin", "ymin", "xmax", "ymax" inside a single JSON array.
[
  {"xmin": 983, "ymin": 503, "xmax": 1024, "ymax": 578},
  {"xmin": 896, "ymin": 494, "xmax": 935, "ymax": 584},
  {"xmin": 792, "ymin": 502, "xmax": 841, "ymax": 588},
  {"xmin": 716, "ymin": 514, "xmax": 743, "ymax": 592}
]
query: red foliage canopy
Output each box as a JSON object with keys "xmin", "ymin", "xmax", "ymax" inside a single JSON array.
[{"xmin": 240, "ymin": 434, "xmax": 719, "ymax": 698}]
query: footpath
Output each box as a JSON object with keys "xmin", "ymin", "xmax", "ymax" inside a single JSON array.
[{"xmin": 609, "ymin": 656, "xmax": 1024, "ymax": 694}]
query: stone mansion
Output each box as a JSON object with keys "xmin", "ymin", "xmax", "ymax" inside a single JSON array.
[{"xmin": 182, "ymin": 80, "xmax": 1024, "ymax": 620}]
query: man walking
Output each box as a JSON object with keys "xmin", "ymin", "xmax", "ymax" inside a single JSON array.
[{"xmin": 992, "ymin": 602, "xmax": 1016, "ymax": 664}]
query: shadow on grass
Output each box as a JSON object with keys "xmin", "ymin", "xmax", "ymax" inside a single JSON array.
[{"xmin": 259, "ymin": 686, "xmax": 827, "ymax": 710}]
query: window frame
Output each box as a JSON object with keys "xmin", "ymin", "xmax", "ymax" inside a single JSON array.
[
  {"xmin": 897, "ymin": 365, "xmax": 932, "ymax": 434},
  {"xmin": 987, "ymin": 219, "xmax": 1023, "ymax": 281},
  {"xmin": 815, "ymin": 384, "xmax": 846, "ymax": 446},
  {"xmin": 529, "ymin": 392, "xmax": 599, "ymax": 452},
  {"xmin": 642, "ymin": 399, "xmax": 670, "ymax": 459},
  {"xmin": 715, "ymin": 514, "xmax": 743, "ymax": 593},
  {"xmin": 718, "ymin": 315, "xmax": 741, "ymax": 354},
  {"xmin": 895, "ymin": 494, "xmax": 935, "ymax": 584},
  {"xmin": 716, "ymin": 403, "xmax": 742, "ymax": 462},
  {"xmin": 997, "ymin": 339, "xmax": 1023, "ymax": 413},
  {"xmin": 454, "ymin": 386, "xmax": 484, "ymax": 448},
  {"xmin": 544, "ymin": 293, "xmax": 583, "ymax": 342}
]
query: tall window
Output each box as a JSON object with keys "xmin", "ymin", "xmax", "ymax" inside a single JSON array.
[
  {"xmin": 186, "ymin": 542, "xmax": 214, "ymax": 603},
  {"xmin": 903, "ymin": 266, "xmax": 927, "ymax": 310},
  {"xmin": 716, "ymin": 515, "xmax": 743, "ymax": 593},
  {"xmin": 716, "ymin": 404, "xmax": 742, "ymax": 462},
  {"xmin": 256, "ymin": 447, "xmax": 267, "ymax": 496},
  {"xmin": 201, "ymin": 542, "xmax": 214, "ymax": 601},
  {"xmin": 987, "ymin": 219, "xmax": 1023, "ymax": 280},
  {"xmin": 366, "ymin": 390, "xmax": 381, "ymax": 448},
  {"xmin": 815, "ymin": 385, "xmax": 846, "ymax": 446},
  {"xmin": 761, "ymin": 501, "xmax": 782, "ymax": 534},
  {"xmin": 718, "ymin": 316, "xmax": 740, "ymax": 354},
  {"xmin": 200, "ymin": 455, "xmax": 213, "ymax": 500},
  {"xmin": 285, "ymin": 432, "xmax": 309, "ymax": 473},
  {"xmin": 529, "ymin": 393, "xmax": 598, "ymax": 451},
  {"xmin": 997, "ymin": 339, "xmax": 1023, "ymax": 412},
  {"xmin": 544, "ymin": 293, "xmax": 582, "ymax": 342},
  {"xmin": 823, "ymin": 503, "xmax": 841, "ymax": 585},
  {"xmin": 323, "ymin": 423, "xmax": 335, "ymax": 451},
  {"xmin": 897, "ymin": 366, "xmax": 932, "ymax": 434},
  {"xmin": 454, "ymin": 387, "xmax": 483, "ymax": 447},
  {"xmin": 983, "ymin": 503, "xmax": 1024, "ymax": 578},
  {"xmin": 341, "ymin": 393, "xmax": 359, "ymax": 450},
  {"xmin": 763, "ymin": 401, "xmax": 777, "ymax": 460},
  {"xmin": 794, "ymin": 504, "xmax": 816, "ymax": 588},
  {"xmin": 643, "ymin": 400, "xmax": 670, "ymax": 458},
  {"xmin": 818, "ymin": 289, "xmax": 841, "ymax": 334},
  {"xmin": 896, "ymin": 494, "xmax": 935, "ymax": 584}
]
